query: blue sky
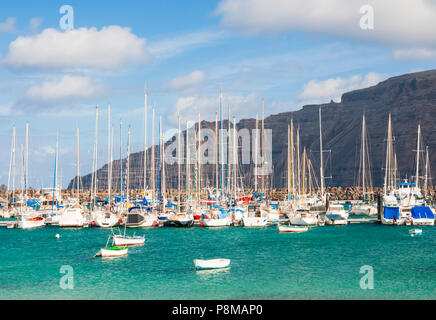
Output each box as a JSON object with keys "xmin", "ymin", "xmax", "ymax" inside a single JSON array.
[{"xmin": 0, "ymin": 0, "xmax": 435, "ymax": 188}]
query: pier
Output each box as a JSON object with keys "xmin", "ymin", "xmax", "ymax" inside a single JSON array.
[{"xmin": 0, "ymin": 220, "xmax": 17, "ymax": 228}]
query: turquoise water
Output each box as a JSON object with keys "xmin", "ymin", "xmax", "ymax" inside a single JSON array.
[{"xmin": 0, "ymin": 222, "xmax": 435, "ymax": 299}]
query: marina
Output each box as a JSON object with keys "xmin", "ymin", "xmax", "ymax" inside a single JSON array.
[{"xmin": 0, "ymin": 1, "xmax": 435, "ymax": 304}]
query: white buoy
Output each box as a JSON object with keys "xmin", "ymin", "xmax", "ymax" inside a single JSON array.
[{"xmin": 55, "ymin": 234, "xmax": 60, "ymax": 239}]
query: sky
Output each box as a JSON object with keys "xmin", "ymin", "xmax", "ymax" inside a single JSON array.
[{"xmin": 0, "ymin": 0, "xmax": 435, "ymax": 188}]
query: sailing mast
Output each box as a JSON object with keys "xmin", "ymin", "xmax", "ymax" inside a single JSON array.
[
  {"xmin": 186, "ymin": 121, "xmax": 190, "ymax": 202},
  {"xmin": 119, "ymin": 118, "xmax": 123, "ymax": 197},
  {"xmin": 25, "ymin": 123, "xmax": 29, "ymax": 194},
  {"xmin": 296, "ymin": 125, "xmax": 301, "ymax": 197},
  {"xmin": 90, "ymin": 106, "xmax": 98, "ymax": 208},
  {"xmin": 219, "ymin": 91, "xmax": 224, "ymax": 201},
  {"xmin": 302, "ymin": 147, "xmax": 307, "ymax": 201},
  {"xmin": 151, "ymin": 106, "xmax": 155, "ymax": 211},
  {"xmin": 261, "ymin": 100, "xmax": 265, "ymax": 194},
  {"xmin": 290, "ymin": 118, "xmax": 294, "ymax": 198},
  {"xmin": 20, "ymin": 144, "xmax": 24, "ymax": 213},
  {"xmin": 126, "ymin": 125, "xmax": 131, "ymax": 202},
  {"xmin": 76, "ymin": 127, "xmax": 80, "ymax": 201},
  {"xmin": 109, "ymin": 124, "xmax": 114, "ymax": 209},
  {"xmin": 424, "ymin": 146, "xmax": 431, "ymax": 198},
  {"xmin": 361, "ymin": 114, "xmax": 366, "ymax": 198},
  {"xmin": 287, "ymin": 124, "xmax": 290, "ymax": 199},
  {"xmin": 319, "ymin": 106, "xmax": 325, "ymax": 199},
  {"xmin": 233, "ymin": 116, "xmax": 237, "ymax": 202},
  {"xmin": 254, "ymin": 113, "xmax": 259, "ymax": 193},
  {"xmin": 51, "ymin": 135, "xmax": 58, "ymax": 217},
  {"xmin": 143, "ymin": 92, "xmax": 148, "ymax": 196},
  {"xmin": 384, "ymin": 113, "xmax": 394, "ymax": 194},
  {"xmin": 160, "ymin": 116, "xmax": 166, "ymax": 209},
  {"xmin": 177, "ymin": 112, "xmax": 181, "ymax": 213},
  {"xmin": 415, "ymin": 124, "xmax": 421, "ymax": 190},
  {"xmin": 7, "ymin": 126, "xmax": 16, "ymax": 209},
  {"xmin": 227, "ymin": 104, "xmax": 230, "ymax": 195},
  {"xmin": 198, "ymin": 112, "xmax": 201, "ymax": 206},
  {"xmin": 107, "ymin": 104, "xmax": 111, "ymax": 207},
  {"xmin": 215, "ymin": 111, "xmax": 219, "ymax": 201}
]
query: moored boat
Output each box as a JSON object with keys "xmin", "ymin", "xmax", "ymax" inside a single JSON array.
[
  {"xmin": 96, "ymin": 246, "xmax": 128, "ymax": 258},
  {"xmin": 325, "ymin": 214, "xmax": 348, "ymax": 225},
  {"xmin": 193, "ymin": 258, "xmax": 231, "ymax": 270},
  {"xmin": 277, "ymin": 224, "xmax": 308, "ymax": 233},
  {"xmin": 113, "ymin": 234, "xmax": 145, "ymax": 246},
  {"xmin": 17, "ymin": 214, "xmax": 45, "ymax": 229}
]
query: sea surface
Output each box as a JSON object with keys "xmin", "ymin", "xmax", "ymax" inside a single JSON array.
[{"xmin": 0, "ymin": 220, "xmax": 435, "ymax": 299}]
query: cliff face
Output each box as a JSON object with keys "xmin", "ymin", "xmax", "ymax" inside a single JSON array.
[{"xmin": 69, "ymin": 69, "xmax": 436, "ymax": 190}]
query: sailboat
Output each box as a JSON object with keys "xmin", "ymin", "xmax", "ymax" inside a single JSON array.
[
  {"xmin": 17, "ymin": 124, "xmax": 45, "ymax": 229},
  {"xmin": 59, "ymin": 127, "xmax": 88, "ymax": 228},
  {"xmin": 95, "ymin": 233, "xmax": 128, "ymax": 258},
  {"xmin": 381, "ymin": 113, "xmax": 408, "ymax": 225},
  {"xmin": 408, "ymin": 125, "xmax": 434, "ymax": 226},
  {"xmin": 351, "ymin": 115, "xmax": 377, "ymax": 216},
  {"xmin": 95, "ymin": 107, "xmax": 120, "ymax": 228},
  {"xmin": 201, "ymin": 108, "xmax": 232, "ymax": 227},
  {"xmin": 278, "ymin": 224, "xmax": 308, "ymax": 233},
  {"xmin": 193, "ymin": 258, "xmax": 231, "ymax": 270},
  {"xmin": 125, "ymin": 117, "xmax": 158, "ymax": 227},
  {"xmin": 113, "ymin": 210, "xmax": 146, "ymax": 246},
  {"xmin": 4, "ymin": 125, "xmax": 16, "ymax": 219},
  {"xmin": 166, "ymin": 118, "xmax": 194, "ymax": 227},
  {"xmin": 289, "ymin": 108, "xmax": 323, "ymax": 226}
]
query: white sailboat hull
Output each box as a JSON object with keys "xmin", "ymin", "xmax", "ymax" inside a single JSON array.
[
  {"xmin": 289, "ymin": 216, "xmax": 318, "ymax": 226},
  {"xmin": 17, "ymin": 217, "xmax": 45, "ymax": 229},
  {"xmin": 94, "ymin": 213, "xmax": 119, "ymax": 228},
  {"xmin": 278, "ymin": 225, "xmax": 308, "ymax": 233},
  {"xmin": 59, "ymin": 208, "xmax": 87, "ymax": 228},
  {"xmin": 194, "ymin": 259, "xmax": 230, "ymax": 270},
  {"xmin": 202, "ymin": 218, "xmax": 232, "ymax": 227},
  {"xmin": 113, "ymin": 235, "xmax": 145, "ymax": 246},
  {"xmin": 242, "ymin": 217, "xmax": 267, "ymax": 227},
  {"xmin": 97, "ymin": 247, "xmax": 128, "ymax": 258},
  {"xmin": 326, "ymin": 219, "xmax": 348, "ymax": 225}
]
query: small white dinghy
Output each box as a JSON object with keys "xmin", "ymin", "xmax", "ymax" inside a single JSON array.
[
  {"xmin": 113, "ymin": 234, "xmax": 145, "ymax": 246},
  {"xmin": 96, "ymin": 246, "xmax": 128, "ymax": 258},
  {"xmin": 278, "ymin": 224, "xmax": 308, "ymax": 233},
  {"xmin": 193, "ymin": 259, "xmax": 231, "ymax": 270},
  {"xmin": 95, "ymin": 233, "xmax": 128, "ymax": 258}
]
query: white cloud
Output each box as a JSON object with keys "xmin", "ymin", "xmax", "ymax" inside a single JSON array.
[
  {"xmin": 29, "ymin": 17, "xmax": 43, "ymax": 32},
  {"xmin": 148, "ymin": 30, "xmax": 228, "ymax": 60},
  {"xmin": 169, "ymin": 71, "xmax": 206, "ymax": 90},
  {"xmin": 3, "ymin": 26, "xmax": 149, "ymax": 70},
  {"xmin": 168, "ymin": 92, "xmax": 261, "ymax": 126},
  {"xmin": 0, "ymin": 17, "xmax": 16, "ymax": 33},
  {"xmin": 297, "ymin": 72, "xmax": 385, "ymax": 104},
  {"xmin": 24, "ymin": 75, "xmax": 104, "ymax": 103},
  {"xmin": 215, "ymin": 0, "xmax": 436, "ymax": 48},
  {"xmin": 393, "ymin": 48, "xmax": 436, "ymax": 61},
  {"xmin": 42, "ymin": 145, "xmax": 55, "ymax": 155}
]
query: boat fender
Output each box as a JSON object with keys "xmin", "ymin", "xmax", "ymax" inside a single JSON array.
[{"xmin": 200, "ymin": 223, "xmax": 204, "ymax": 227}]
